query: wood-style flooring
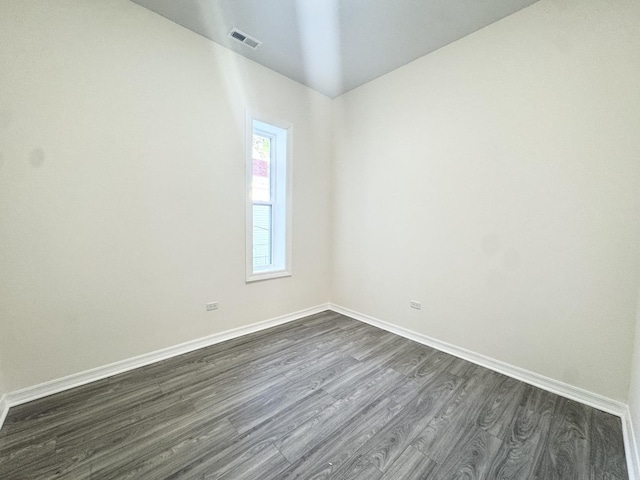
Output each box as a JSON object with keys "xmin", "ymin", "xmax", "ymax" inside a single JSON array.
[{"xmin": 0, "ymin": 311, "xmax": 629, "ymax": 479}]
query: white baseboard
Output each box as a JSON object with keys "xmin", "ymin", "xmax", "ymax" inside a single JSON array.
[
  {"xmin": 329, "ymin": 304, "xmax": 626, "ymax": 416},
  {"xmin": 623, "ymin": 406, "xmax": 640, "ymax": 480},
  {"xmin": 0, "ymin": 303, "xmax": 330, "ymax": 432}
]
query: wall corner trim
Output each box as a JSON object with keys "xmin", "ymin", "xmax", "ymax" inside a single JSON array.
[
  {"xmin": 0, "ymin": 303, "xmax": 330, "ymax": 432},
  {"xmin": 0, "ymin": 395, "xmax": 9, "ymax": 433},
  {"xmin": 623, "ymin": 405, "xmax": 640, "ymax": 480}
]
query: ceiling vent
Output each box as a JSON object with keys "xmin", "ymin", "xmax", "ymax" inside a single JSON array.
[{"xmin": 228, "ymin": 28, "xmax": 262, "ymax": 50}]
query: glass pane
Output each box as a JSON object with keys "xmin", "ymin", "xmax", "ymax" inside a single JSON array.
[
  {"xmin": 253, "ymin": 204, "xmax": 272, "ymax": 268},
  {"xmin": 252, "ymin": 134, "xmax": 271, "ymax": 203}
]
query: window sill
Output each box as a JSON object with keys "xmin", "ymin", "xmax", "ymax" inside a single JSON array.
[{"xmin": 246, "ymin": 269, "xmax": 292, "ymax": 283}]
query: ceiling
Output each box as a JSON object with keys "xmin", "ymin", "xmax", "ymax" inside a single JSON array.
[{"xmin": 131, "ymin": 0, "xmax": 540, "ymax": 98}]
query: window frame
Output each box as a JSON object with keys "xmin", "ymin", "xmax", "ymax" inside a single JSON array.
[{"xmin": 245, "ymin": 111, "xmax": 293, "ymax": 283}]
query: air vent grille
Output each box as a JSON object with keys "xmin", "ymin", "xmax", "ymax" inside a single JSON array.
[{"xmin": 228, "ymin": 28, "xmax": 262, "ymax": 50}]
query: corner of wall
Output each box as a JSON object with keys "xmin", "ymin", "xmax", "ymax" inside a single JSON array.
[{"xmin": 327, "ymin": 96, "xmax": 340, "ymax": 303}]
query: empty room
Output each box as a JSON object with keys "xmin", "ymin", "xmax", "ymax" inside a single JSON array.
[{"xmin": 1, "ymin": 0, "xmax": 639, "ymax": 478}]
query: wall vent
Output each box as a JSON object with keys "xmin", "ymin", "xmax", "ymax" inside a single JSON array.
[{"xmin": 228, "ymin": 28, "xmax": 262, "ymax": 50}]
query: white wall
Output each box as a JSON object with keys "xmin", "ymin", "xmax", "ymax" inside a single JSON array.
[
  {"xmin": 0, "ymin": 0, "xmax": 333, "ymax": 392},
  {"xmin": 332, "ymin": 0, "xmax": 640, "ymax": 401},
  {"xmin": 1, "ymin": 0, "xmax": 639, "ymax": 407},
  {"xmin": 0, "ymin": 351, "xmax": 5, "ymax": 399}
]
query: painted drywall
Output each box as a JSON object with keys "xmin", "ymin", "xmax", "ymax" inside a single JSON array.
[
  {"xmin": 0, "ymin": 351, "xmax": 5, "ymax": 398},
  {"xmin": 1, "ymin": 0, "xmax": 639, "ymax": 407},
  {"xmin": 332, "ymin": 0, "xmax": 640, "ymax": 401},
  {"xmin": 0, "ymin": 0, "xmax": 333, "ymax": 392},
  {"xmin": 629, "ymin": 291, "xmax": 640, "ymax": 457}
]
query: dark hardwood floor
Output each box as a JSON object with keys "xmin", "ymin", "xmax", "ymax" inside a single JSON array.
[{"xmin": 0, "ymin": 311, "xmax": 629, "ymax": 479}]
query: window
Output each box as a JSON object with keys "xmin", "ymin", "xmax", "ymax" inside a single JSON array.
[{"xmin": 246, "ymin": 112, "xmax": 292, "ymax": 282}]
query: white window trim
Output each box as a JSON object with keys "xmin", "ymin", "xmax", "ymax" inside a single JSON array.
[{"xmin": 245, "ymin": 110, "xmax": 293, "ymax": 283}]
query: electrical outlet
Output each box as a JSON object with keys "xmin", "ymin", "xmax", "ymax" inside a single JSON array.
[
  {"xmin": 410, "ymin": 300, "xmax": 422, "ymax": 310},
  {"xmin": 206, "ymin": 302, "xmax": 219, "ymax": 311}
]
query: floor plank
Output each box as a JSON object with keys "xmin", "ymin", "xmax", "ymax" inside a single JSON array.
[
  {"xmin": 590, "ymin": 409, "xmax": 629, "ymax": 480},
  {"xmin": 379, "ymin": 445, "xmax": 437, "ymax": 480},
  {"xmin": 277, "ymin": 396, "xmax": 403, "ymax": 480},
  {"xmin": 274, "ymin": 367, "xmax": 405, "ymax": 463},
  {"xmin": 533, "ymin": 397, "xmax": 593, "ymax": 480},
  {"xmin": 355, "ymin": 371, "xmax": 461, "ymax": 472},
  {"xmin": 432, "ymin": 424, "xmax": 504, "ymax": 479},
  {"xmin": 410, "ymin": 364, "xmax": 497, "ymax": 463}
]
